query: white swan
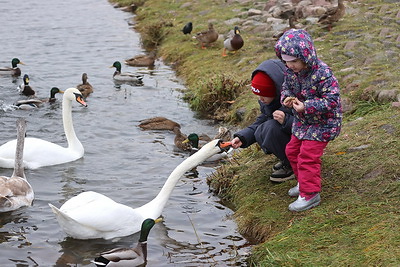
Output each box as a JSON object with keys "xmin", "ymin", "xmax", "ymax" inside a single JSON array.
[
  {"xmin": 0, "ymin": 118, "xmax": 34, "ymax": 212},
  {"xmin": 48, "ymin": 139, "xmax": 232, "ymax": 240},
  {"xmin": 0, "ymin": 88, "xmax": 87, "ymax": 169}
]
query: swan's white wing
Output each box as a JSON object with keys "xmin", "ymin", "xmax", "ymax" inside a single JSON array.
[
  {"xmin": 0, "ymin": 137, "xmax": 81, "ymax": 169},
  {"xmin": 50, "ymin": 192, "xmax": 143, "ymax": 239}
]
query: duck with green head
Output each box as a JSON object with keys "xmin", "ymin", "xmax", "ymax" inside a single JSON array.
[
  {"xmin": 15, "ymin": 87, "xmax": 64, "ymax": 110},
  {"xmin": 222, "ymin": 26, "xmax": 244, "ymax": 57},
  {"xmin": 110, "ymin": 61, "xmax": 144, "ymax": 85},
  {"xmin": 0, "ymin": 58, "xmax": 25, "ymax": 76},
  {"xmin": 18, "ymin": 74, "xmax": 35, "ymax": 97},
  {"xmin": 183, "ymin": 128, "xmax": 234, "ymax": 161},
  {"xmin": 93, "ymin": 218, "xmax": 162, "ymax": 267}
]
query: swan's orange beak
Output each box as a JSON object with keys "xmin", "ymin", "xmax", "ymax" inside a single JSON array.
[
  {"xmin": 220, "ymin": 141, "xmax": 232, "ymax": 148},
  {"xmin": 76, "ymin": 95, "xmax": 87, "ymax": 107}
]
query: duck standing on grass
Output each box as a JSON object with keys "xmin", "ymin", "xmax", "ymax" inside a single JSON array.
[
  {"xmin": 194, "ymin": 23, "xmax": 219, "ymax": 49},
  {"xmin": 92, "ymin": 218, "xmax": 162, "ymax": 267},
  {"xmin": 0, "ymin": 118, "xmax": 34, "ymax": 213},
  {"xmin": 318, "ymin": 0, "xmax": 346, "ymax": 31},
  {"xmin": 222, "ymin": 26, "xmax": 244, "ymax": 57},
  {"xmin": 0, "ymin": 58, "xmax": 25, "ymax": 77},
  {"xmin": 110, "ymin": 61, "xmax": 144, "ymax": 85},
  {"xmin": 76, "ymin": 73, "xmax": 93, "ymax": 99}
]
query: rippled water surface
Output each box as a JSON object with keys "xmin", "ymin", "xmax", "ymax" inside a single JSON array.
[{"xmin": 0, "ymin": 0, "xmax": 250, "ymax": 266}]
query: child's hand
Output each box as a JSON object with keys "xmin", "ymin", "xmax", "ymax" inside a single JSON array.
[
  {"xmin": 273, "ymin": 110, "xmax": 285, "ymax": 125},
  {"xmin": 283, "ymin": 96, "xmax": 296, "ymax": 108},
  {"xmin": 231, "ymin": 137, "xmax": 242, "ymax": 149},
  {"xmin": 293, "ymin": 98, "xmax": 305, "ymax": 113}
]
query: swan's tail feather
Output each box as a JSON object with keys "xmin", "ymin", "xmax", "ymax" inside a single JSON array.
[
  {"xmin": 49, "ymin": 203, "xmax": 82, "ymax": 237},
  {"xmin": 49, "ymin": 203, "xmax": 105, "ymax": 239}
]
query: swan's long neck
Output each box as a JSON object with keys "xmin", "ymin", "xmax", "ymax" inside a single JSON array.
[
  {"xmin": 63, "ymin": 97, "xmax": 83, "ymax": 153},
  {"xmin": 137, "ymin": 142, "xmax": 220, "ymax": 218},
  {"xmin": 12, "ymin": 118, "xmax": 26, "ymax": 178}
]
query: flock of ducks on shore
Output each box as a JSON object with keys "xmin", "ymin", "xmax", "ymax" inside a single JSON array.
[
  {"xmin": 0, "ymin": 60, "xmax": 233, "ymax": 265},
  {"xmin": 178, "ymin": 0, "xmax": 345, "ymax": 56},
  {"xmin": 184, "ymin": 22, "xmax": 244, "ymax": 56}
]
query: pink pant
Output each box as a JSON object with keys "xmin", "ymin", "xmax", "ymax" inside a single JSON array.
[{"xmin": 285, "ymin": 135, "xmax": 328, "ymax": 195}]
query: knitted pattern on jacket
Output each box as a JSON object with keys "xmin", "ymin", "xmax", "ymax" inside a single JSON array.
[{"xmin": 275, "ymin": 29, "xmax": 342, "ymax": 142}]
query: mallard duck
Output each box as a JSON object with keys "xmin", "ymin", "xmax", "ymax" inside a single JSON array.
[
  {"xmin": 183, "ymin": 128, "xmax": 234, "ymax": 162},
  {"xmin": 194, "ymin": 23, "xmax": 219, "ymax": 49},
  {"xmin": 125, "ymin": 50, "xmax": 156, "ymax": 67},
  {"xmin": 182, "ymin": 133, "xmax": 208, "ymax": 150},
  {"xmin": 222, "ymin": 26, "xmax": 244, "ymax": 57},
  {"xmin": 48, "ymin": 139, "xmax": 232, "ymax": 240},
  {"xmin": 173, "ymin": 126, "xmax": 191, "ymax": 151},
  {"xmin": 138, "ymin": 116, "xmax": 181, "ymax": 131},
  {"xmin": 0, "ymin": 88, "xmax": 87, "ymax": 169},
  {"xmin": 183, "ymin": 127, "xmax": 232, "ymax": 150},
  {"xmin": 76, "ymin": 73, "xmax": 93, "ymax": 99},
  {"xmin": 318, "ymin": 0, "xmax": 346, "ymax": 31},
  {"xmin": 92, "ymin": 218, "xmax": 162, "ymax": 267},
  {"xmin": 182, "ymin": 22, "xmax": 193, "ymax": 35},
  {"xmin": 110, "ymin": 61, "xmax": 144, "ymax": 85},
  {"xmin": 14, "ymin": 87, "xmax": 64, "ymax": 110},
  {"xmin": 0, "ymin": 58, "xmax": 25, "ymax": 76},
  {"xmin": 0, "ymin": 118, "xmax": 34, "ymax": 212},
  {"xmin": 18, "ymin": 74, "xmax": 36, "ymax": 97}
]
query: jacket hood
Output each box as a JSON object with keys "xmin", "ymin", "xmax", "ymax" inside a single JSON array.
[
  {"xmin": 251, "ymin": 59, "xmax": 285, "ymax": 95},
  {"xmin": 274, "ymin": 29, "xmax": 318, "ymax": 69}
]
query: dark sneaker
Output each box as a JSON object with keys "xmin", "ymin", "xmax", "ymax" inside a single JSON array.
[
  {"xmin": 269, "ymin": 165, "xmax": 295, "ymax": 182},
  {"xmin": 272, "ymin": 161, "xmax": 283, "ymax": 171},
  {"xmin": 288, "ymin": 193, "xmax": 321, "ymax": 212}
]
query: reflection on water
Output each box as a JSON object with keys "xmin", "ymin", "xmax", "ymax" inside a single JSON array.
[{"xmin": 0, "ymin": 0, "xmax": 250, "ymax": 266}]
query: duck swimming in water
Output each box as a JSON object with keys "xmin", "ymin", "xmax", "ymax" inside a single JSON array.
[
  {"xmin": 0, "ymin": 58, "xmax": 25, "ymax": 77},
  {"xmin": 14, "ymin": 87, "xmax": 64, "ymax": 110},
  {"xmin": 110, "ymin": 61, "xmax": 144, "ymax": 85},
  {"xmin": 76, "ymin": 73, "xmax": 93, "ymax": 100},
  {"xmin": 18, "ymin": 74, "xmax": 36, "ymax": 97},
  {"xmin": 92, "ymin": 218, "xmax": 162, "ymax": 267}
]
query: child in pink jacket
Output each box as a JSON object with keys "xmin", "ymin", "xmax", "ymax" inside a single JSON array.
[{"xmin": 275, "ymin": 29, "xmax": 342, "ymax": 212}]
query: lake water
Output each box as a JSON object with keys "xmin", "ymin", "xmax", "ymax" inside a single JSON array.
[{"xmin": 0, "ymin": 0, "xmax": 250, "ymax": 266}]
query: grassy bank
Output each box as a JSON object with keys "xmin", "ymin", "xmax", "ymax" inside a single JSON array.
[{"xmin": 110, "ymin": 0, "xmax": 399, "ymax": 265}]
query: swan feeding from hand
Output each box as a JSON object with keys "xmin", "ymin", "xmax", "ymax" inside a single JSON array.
[{"xmin": 48, "ymin": 139, "xmax": 232, "ymax": 240}]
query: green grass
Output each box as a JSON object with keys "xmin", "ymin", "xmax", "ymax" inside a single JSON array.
[{"xmin": 110, "ymin": 0, "xmax": 400, "ymax": 265}]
